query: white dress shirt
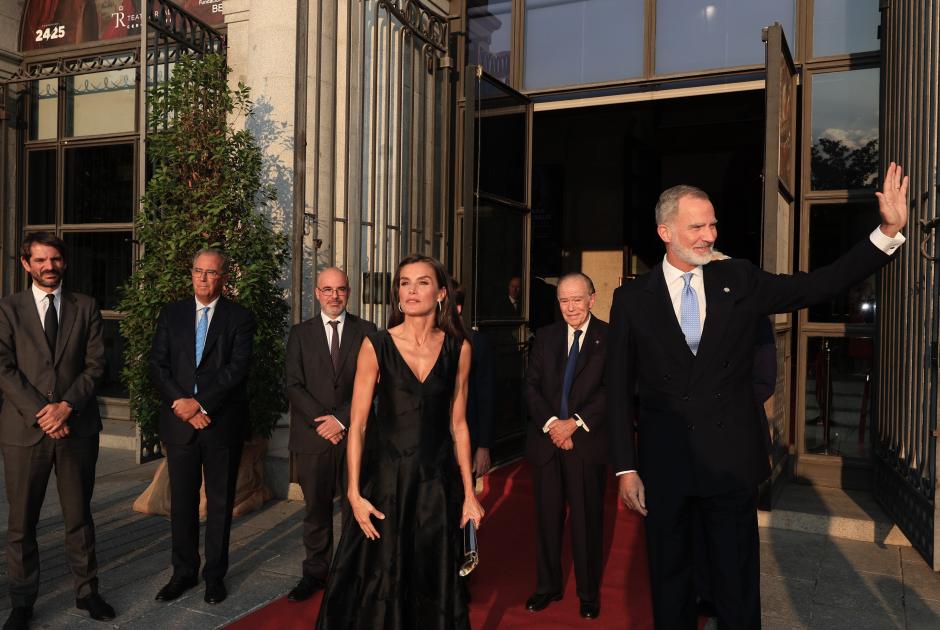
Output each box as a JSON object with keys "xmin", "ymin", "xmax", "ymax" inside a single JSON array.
[
  {"xmin": 32, "ymin": 283, "xmax": 62, "ymax": 329},
  {"xmin": 542, "ymin": 315, "xmax": 592, "ymax": 434},
  {"xmin": 195, "ymin": 296, "xmax": 220, "ymax": 328},
  {"xmin": 616, "ymin": 226, "xmax": 906, "ymax": 477}
]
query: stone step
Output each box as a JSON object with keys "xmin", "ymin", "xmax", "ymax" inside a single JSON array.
[{"xmin": 759, "ymin": 482, "xmax": 910, "ymax": 547}]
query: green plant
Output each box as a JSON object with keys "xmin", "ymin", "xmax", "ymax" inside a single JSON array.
[{"xmin": 119, "ymin": 53, "xmax": 289, "ymax": 441}]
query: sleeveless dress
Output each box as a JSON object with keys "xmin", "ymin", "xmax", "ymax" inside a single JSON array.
[{"xmin": 316, "ymin": 331, "xmax": 469, "ymax": 630}]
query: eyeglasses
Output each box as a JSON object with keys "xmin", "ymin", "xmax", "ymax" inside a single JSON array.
[
  {"xmin": 317, "ymin": 286, "xmax": 349, "ymax": 296},
  {"xmin": 191, "ymin": 268, "xmax": 221, "ymax": 278}
]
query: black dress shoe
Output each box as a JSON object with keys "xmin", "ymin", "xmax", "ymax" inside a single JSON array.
[
  {"xmin": 525, "ymin": 592, "xmax": 562, "ymax": 611},
  {"xmin": 155, "ymin": 576, "xmax": 198, "ymax": 601},
  {"xmin": 287, "ymin": 576, "xmax": 325, "ymax": 602},
  {"xmin": 76, "ymin": 593, "xmax": 116, "ymax": 621},
  {"xmin": 579, "ymin": 599, "xmax": 600, "ymax": 619},
  {"xmin": 2, "ymin": 606, "xmax": 32, "ymax": 630},
  {"xmin": 204, "ymin": 580, "xmax": 227, "ymax": 605}
]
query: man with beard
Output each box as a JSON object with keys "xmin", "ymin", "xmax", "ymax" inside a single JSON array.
[
  {"xmin": 284, "ymin": 267, "xmax": 375, "ymax": 601},
  {"xmin": 607, "ymin": 164, "xmax": 909, "ymax": 629},
  {"xmin": 0, "ymin": 232, "xmax": 113, "ymax": 630}
]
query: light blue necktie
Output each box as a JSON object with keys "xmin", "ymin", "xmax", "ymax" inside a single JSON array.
[
  {"xmin": 195, "ymin": 306, "xmax": 209, "ymax": 366},
  {"xmin": 560, "ymin": 329, "xmax": 582, "ymax": 418},
  {"xmin": 680, "ymin": 272, "xmax": 701, "ymax": 355}
]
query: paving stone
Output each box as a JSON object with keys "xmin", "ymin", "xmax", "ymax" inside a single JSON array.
[
  {"xmin": 905, "ymin": 593, "xmax": 940, "ymax": 629},
  {"xmin": 813, "ymin": 568, "xmax": 904, "ymax": 618},
  {"xmin": 902, "ymin": 556, "xmax": 940, "ymax": 603},
  {"xmin": 809, "ymin": 602, "xmax": 904, "ymax": 629},
  {"xmin": 762, "ymin": 614, "xmax": 809, "ymax": 630},
  {"xmin": 759, "ymin": 529, "xmax": 826, "ymax": 581},
  {"xmin": 821, "ymin": 537, "xmax": 902, "ymax": 577},
  {"xmin": 759, "ymin": 574, "xmax": 815, "ymax": 623}
]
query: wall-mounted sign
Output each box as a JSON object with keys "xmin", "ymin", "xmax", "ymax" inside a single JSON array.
[{"xmin": 20, "ymin": 0, "xmax": 225, "ymax": 52}]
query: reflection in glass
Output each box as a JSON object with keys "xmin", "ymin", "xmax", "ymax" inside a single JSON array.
[
  {"xmin": 30, "ymin": 79, "xmax": 58, "ymax": 141},
  {"xmin": 804, "ymin": 336, "xmax": 873, "ymax": 459},
  {"xmin": 100, "ymin": 319, "xmax": 128, "ymax": 398},
  {"xmin": 810, "ymin": 68, "xmax": 880, "ymax": 190},
  {"xmin": 65, "ymin": 69, "xmax": 136, "ymax": 137},
  {"xmin": 524, "ymin": 0, "xmax": 644, "ymax": 90},
  {"xmin": 468, "ymin": 1, "xmax": 512, "ymax": 84},
  {"xmin": 27, "ymin": 150, "xmax": 56, "ymax": 225},
  {"xmin": 62, "ymin": 231, "xmax": 132, "ymax": 311},
  {"xmin": 656, "ymin": 0, "xmax": 795, "ymax": 74},
  {"xmin": 475, "ymin": 76, "xmax": 527, "ymax": 203},
  {"xmin": 64, "ymin": 144, "xmax": 135, "ymax": 223},
  {"xmin": 813, "ymin": 0, "xmax": 880, "ymax": 57},
  {"xmin": 808, "ymin": 203, "xmax": 880, "ymax": 323}
]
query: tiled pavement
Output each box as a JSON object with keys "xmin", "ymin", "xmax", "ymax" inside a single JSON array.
[{"xmin": 0, "ymin": 447, "xmax": 938, "ymax": 628}]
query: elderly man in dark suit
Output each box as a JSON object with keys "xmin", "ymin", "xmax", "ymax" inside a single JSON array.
[
  {"xmin": 524, "ymin": 272, "xmax": 608, "ymax": 620},
  {"xmin": 608, "ymin": 163, "xmax": 909, "ymax": 629},
  {"xmin": 284, "ymin": 267, "xmax": 375, "ymax": 602},
  {"xmin": 0, "ymin": 232, "xmax": 113, "ymax": 630},
  {"xmin": 150, "ymin": 248, "xmax": 256, "ymax": 606}
]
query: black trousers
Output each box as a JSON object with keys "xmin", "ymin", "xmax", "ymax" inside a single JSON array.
[
  {"xmin": 645, "ymin": 484, "xmax": 760, "ymax": 630},
  {"xmin": 2, "ymin": 434, "xmax": 100, "ymax": 606},
  {"xmin": 165, "ymin": 435, "xmax": 242, "ymax": 582},
  {"xmin": 532, "ymin": 452, "xmax": 607, "ymax": 602},
  {"xmin": 294, "ymin": 445, "xmax": 347, "ymax": 580}
]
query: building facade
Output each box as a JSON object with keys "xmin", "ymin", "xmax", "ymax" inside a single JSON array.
[{"xmin": 0, "ymin": 0, "xmax": 937, "ymax": 567}]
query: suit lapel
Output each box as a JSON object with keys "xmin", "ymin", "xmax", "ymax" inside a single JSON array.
[
  {"xmin": 645, "ymin": 264, "xmax": 694, "ymax": 365},
  {"xmin": 573, "ymin": 319, "xmax": 597, "ymax": 381},
  {"xmin": 691, "ymin": 263, "xmax": 734, "ymax": 383},
  {"xmin": 200, "ymin": 297, "xmax": 226, "ymax": 362},
  {"xmin": 18, "ymin": 291, "xmax": 53, "ymax": 360},
  {"xmin": 53, "ymin": 292, "xmax": 78, "ymax": 366},
  {"xmin": 334, "ymin": 314, "xmax": 359, "ymax": 377}
]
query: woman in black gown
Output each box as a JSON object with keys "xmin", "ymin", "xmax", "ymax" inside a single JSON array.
[{"xmin": 317, "ymin": 254, "xmax": 485, "ymax": 630}]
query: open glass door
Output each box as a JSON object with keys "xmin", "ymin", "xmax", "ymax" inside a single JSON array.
[
  {"xmin": 461, "ymin": 66, "xmax": 532, "ymax": 461},
  {"xmin": 760, "ymin": 22, "xmax": 798, "ymax": 505}
]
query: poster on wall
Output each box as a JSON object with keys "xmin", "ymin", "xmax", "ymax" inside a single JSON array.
[{"xmin": 20, "ymin": 0, "xmax": 225, "ymax": 52}]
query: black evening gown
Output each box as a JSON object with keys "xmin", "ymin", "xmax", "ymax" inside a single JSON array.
[{"xmin": 316, "ymin": 331, "xmax": 469, "ymax": 630}]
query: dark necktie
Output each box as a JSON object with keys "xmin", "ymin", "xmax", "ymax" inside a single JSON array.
[
  {"xmin": 560, "ymin": 329, "xmax": 582, "ymax": 419},
  {"xmin": 44, "ymin": 294, "xmax": 58, "ymax": 352},
  {"xmin": 329, "ymin": 320, "xmax": 340, "ymax": 372}
]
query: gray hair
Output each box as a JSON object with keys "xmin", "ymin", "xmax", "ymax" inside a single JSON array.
[
  {"xmin": 192, "ymin": 247, "xmax": 230, "ymax": 274},
  {"xmin": 655, "ymin": 185, "xmax": 710, "ymax": 226},
  {"xmin": 557, "ymin": 272, "xmax": 595, "ymax": 295}
]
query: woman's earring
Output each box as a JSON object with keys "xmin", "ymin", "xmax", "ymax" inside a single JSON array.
[
  {"xmin": 437, "ymin": 300, "xmax": 443, "ymax": 312},
  {"xmin": 398, "ymin": 303, "xmax": 403, "ymax": 313}
]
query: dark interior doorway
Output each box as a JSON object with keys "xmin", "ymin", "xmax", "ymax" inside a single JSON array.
[{"xmin": 531, "ymin": 89, "xmax": 766, "ymax": 285}]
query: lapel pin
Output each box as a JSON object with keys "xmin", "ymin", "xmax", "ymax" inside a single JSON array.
[{"xmin": 723, "ymin": 287, "xmax": 731, "ymax": 293}]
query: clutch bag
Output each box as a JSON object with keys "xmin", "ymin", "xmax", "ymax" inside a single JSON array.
[{"xmin": 459, "ymin": 521, "xmax": 479, "ymax": 577}]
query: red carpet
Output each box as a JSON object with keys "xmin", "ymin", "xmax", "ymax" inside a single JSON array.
[{"xmin": 228, "ymin": 462, "xmax": 657, "ymax": 629}]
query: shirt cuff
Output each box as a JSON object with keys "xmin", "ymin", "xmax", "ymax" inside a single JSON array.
[
  {"xmin": 616, "ymin": 470, "xmax": 638, "ymax": 476},
  {"xmin": 573, "ymin": 413, "xmax": 589, "ymax": 432},
  {"xmin": 542, "ymin": 416, "xmax": 559, "ymax": 433},
  {"xmin": 870, "ymin": 226, "xmax": 906, "ymax": 255},
  {"xmin": 335, "ymin": 418, "xmax": 346, "ymax": 430}
]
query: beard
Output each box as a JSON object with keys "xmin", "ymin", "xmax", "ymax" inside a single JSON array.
[
  {"xmin": 671, "ymin": 241, "xmax": 714, "ymax": 268},
  {"xmin": 32, "ymin": 269, "xmax": 61, "ymax": 288}
]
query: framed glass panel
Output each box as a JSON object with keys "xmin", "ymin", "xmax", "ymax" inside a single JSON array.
[
  {"xmin": 62, "ymin": 231, "xmax": 132, "ymax": 311},
  {"xmin": 807, "ymin": 203, "xmax": 880, "ymax": 323},
  {"xmin": 524, "ymin": 0, "xmax": 644, "ymax": 90},
  {"xmin": 475, "ymin": 76, "xmax": 527, "ymax": 204},
  {"xmin": 64, "ymin": 144, "xmax": 135, "ymax": 224},
  {"xmin": 468, "ymin": 0, "xmax": 513, "ymax": 84},
  {"xmin": 812, "ymin": 0, "xmax": 880, "ymax": 57},
  {"xmin": 803, "ymin": 335, "xmax": 873, "ymax": 459},
  {"xmin": 65, "ymin": 69, "xmax": 136, "ymax": 137},
  {"xmin": 30, "ymin": 79, "xmax": 58, "ymax": 141},
  {"xmin": 810, "ymin": 68, "xmax": 880, "ymax": 191},
  {"xmin": 27, "ymin": 150, "xmax": 56, "ymax": 225},
  {"xmin": 655, "ymin": 0, "xmax": 796, "ymax": 74},
  {"xmin": 99, "ymin": 319, "xmax": 128, "ymax": 398}
]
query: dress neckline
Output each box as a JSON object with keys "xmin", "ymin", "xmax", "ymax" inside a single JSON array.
[{"xmin": 386, "ymin": 330, "xmax": 447, "ymax": 385}]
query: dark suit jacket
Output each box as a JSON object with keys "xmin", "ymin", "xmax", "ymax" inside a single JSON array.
[
  {"xmin": 467, "ymin": 329, "xmax": 495, "ymax": 452},
  {"xmin": 607, "ymin": 238, "xmax": 895, "ymax": 495},
  {"xmin": 0, "ymin": 290, "xmax": 105, "ymax": 446},
  {"xmin": 149, "ymin": 297, "xmax": 256, "ymax": 447},
  {"xmin": 285, "ymin": 312, "xmax": 376, "ymax": 454},
  {"xmin": 525, "ymin": 318, "xmax": 608, "ymax": 466}
]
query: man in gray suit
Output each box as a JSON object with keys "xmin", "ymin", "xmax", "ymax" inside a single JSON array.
[
  {"xmin": 0, "ymin": 232, "xmax": 113, "ymax": 630},
  {"xmin": 284, "ymin": 267, "xmax": 375, "ymax": 601}
]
